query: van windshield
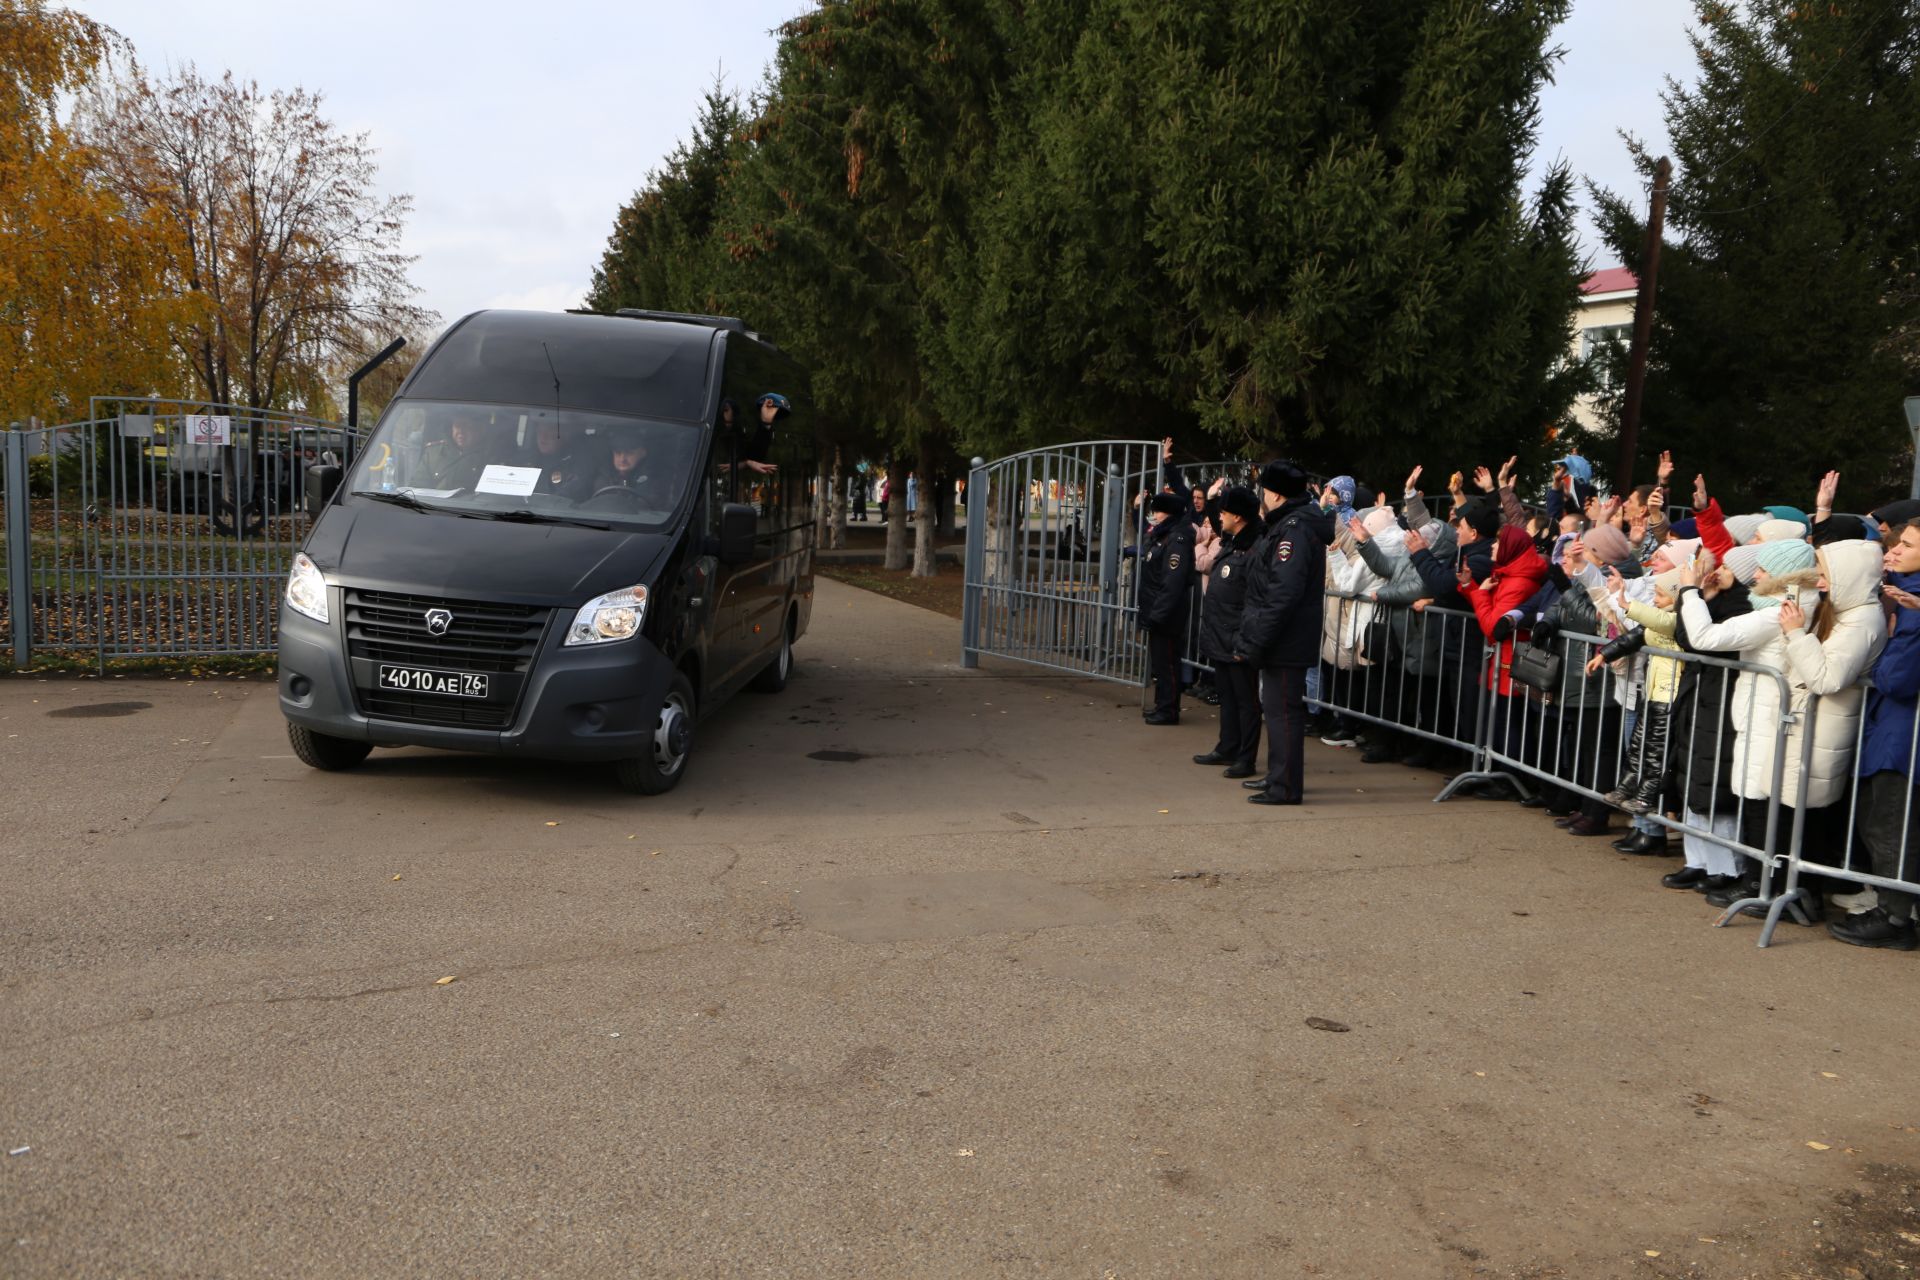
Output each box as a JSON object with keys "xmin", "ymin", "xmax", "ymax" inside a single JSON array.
[{"xmin": 349, "ymin": 399, "xmax": 699, "ymax": 529}]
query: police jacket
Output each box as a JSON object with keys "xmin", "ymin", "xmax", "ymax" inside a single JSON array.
[
  {"xmin": 1232, "ymin": 497, "xmax": 1332, "ymax": 667},
  {"xmin": 1198, "ymin": 524, "xmax": 1259, "ymax": 662},
  {"xmin": 1136, "ymin": 516, "xmax": 1195, "ymax": 633}
]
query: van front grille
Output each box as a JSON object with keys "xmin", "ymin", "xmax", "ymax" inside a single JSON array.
[{"xmin": 344, "ymin": 590, "xmax": 548, "ymax": 674}]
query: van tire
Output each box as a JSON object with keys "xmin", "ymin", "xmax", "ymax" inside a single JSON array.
[
  {"xmin": 287, "ymin": 722, "xmax": 372, "ymax": 771},
  {"xmin": 750, "ymin": 613, "xmax": 794, "ymax": 693},
  {"xmin": 617, "ymin": 672, "xmax": 696, "ymax": 795}
]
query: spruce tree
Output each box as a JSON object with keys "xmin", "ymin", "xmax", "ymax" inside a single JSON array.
[{"xmin": 1591, "ymin": 0, "xmax": 1920, "ymax": 509}]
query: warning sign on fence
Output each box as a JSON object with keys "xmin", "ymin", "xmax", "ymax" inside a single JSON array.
[{"xmin": 185, "ymin": 414, "xmax": 231, "ymax": 446}]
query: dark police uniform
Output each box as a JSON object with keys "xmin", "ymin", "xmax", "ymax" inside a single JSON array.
[
  {"xmin": 1137, "ymin": 513, "xmax": 1195, "ymax": 722},
  {"xmin": 1233, "ymin": 495, "xmax": 1331, "ymax": 802},
  {"xmin": 1199, "ymin": 524, "xmax": 1261, "ymax": 770}
]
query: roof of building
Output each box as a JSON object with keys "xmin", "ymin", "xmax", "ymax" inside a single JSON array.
[{"xmin": 1582, "ymin": 266, "xmax": 1638, "ymax": 296}]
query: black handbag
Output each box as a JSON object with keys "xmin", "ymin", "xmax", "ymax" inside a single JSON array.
[{"xmin": 1508, "ymin": 639, "xmax": 1563, "ymax": 695}]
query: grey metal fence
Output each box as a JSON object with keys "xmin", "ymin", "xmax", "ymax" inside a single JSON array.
[
  {"xmin": 1, "ymin": 400, "xmax": 360, "ymax": 669},
  {"xmin": 962, "ymin": 440, "xmax": 1166, "ymax": 683}
]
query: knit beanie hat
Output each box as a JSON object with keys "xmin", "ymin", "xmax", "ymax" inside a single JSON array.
[
  {"xmin": 1257, "ymin": 460, "xmax": 1310, "ymax": 499},
  {"xmin": 1871, "ymin": 498, "xmax": 1920, "ymax": 529},
  {"xmin": 1583, "ymin": 523, "xmax": 1632, "ymax": 565},
  {"xmin": 1456, "ymin": 499, "xmax": 1501, "ymax": 540},
  {"xmin": 1652, "ymin": 568, "xmax": 1683, "ymax": 596},
  {"xmin": 1754, "ymin": 538, "xmax": 1816, "ymax": 578},
  {"xmin": 1668, "ymin": 517, "xmax": 1699, "ymax": 540},
  {"xmin": 1723, "ymin": 545, "xmax": 1761, "ymax": 585},
  {"xmin": 1362, "ymin": 507, "xmax": 1398, "ymax": 536},
  {"xmin": 1764, "ymin": 504, "xmax": 1812, "ymax": 533},
  {"xmin": 1724, "ymin": 513, "xmax": 1769, "ymax": 546},
  {"xmin": 1218, "ymin": 485, "xmax": 1259, "ymax": 522},
  {"xmin": 1755, "ymin": 519, "xmax": 1806, "ymax": 543},
  {"xmin": 1657, "ymin": 537, "xmax": 1702, "ymax": 568}
]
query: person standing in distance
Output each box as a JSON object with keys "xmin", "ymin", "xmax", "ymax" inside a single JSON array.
[
  {"xmin": 1234, "ymin": 461, "xmax": 1332, "ymax": 805},
  {"xmin": 1193, "ymin": 485, "xmax": 1264, "ymax": 776},
  {"xmin": 1138, "ymin": 491, "xmax": 1196, "ymax": 725}
]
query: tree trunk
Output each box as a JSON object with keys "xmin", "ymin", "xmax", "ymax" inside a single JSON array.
[
  {"xmin": 827, "ymin": 444, "xmax": 846, "ymax": 550},
  {"xmin": 935, "ymin": 468, "xmax": 957, "ymax": 540},
  {"xmin": 912, "ymin": 437, "xmax": 937, "ymax": 577},
  {"xmin": 884, "ymin": 465, "xmax": 909, "ymax": 570}
]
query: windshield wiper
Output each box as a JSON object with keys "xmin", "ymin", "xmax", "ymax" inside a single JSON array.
[
  {"xmin": 359, "ymin": 489, "xmax": 438, "ymax": 512},
  {"xmin": 459, "ymin": 507, "xmax": 612, "ymax": 531}
]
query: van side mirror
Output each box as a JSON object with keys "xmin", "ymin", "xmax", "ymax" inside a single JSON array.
[
  {"xmin": 304, "ymin": 463, "xmax": 342, "ymax": 516},
  {"xmin": 718, "ymin": 502, "xmax": 756, "ymax": 565}
]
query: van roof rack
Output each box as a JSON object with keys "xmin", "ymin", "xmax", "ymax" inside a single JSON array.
[{"xmin": 595, "ymin": 308, "xmax": 750, "ymax": 333}]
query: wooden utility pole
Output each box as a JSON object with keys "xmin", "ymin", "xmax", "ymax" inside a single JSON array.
[{"xmin": 1615, "ymin": 156, "xmax": 1671, "ymax": 490}]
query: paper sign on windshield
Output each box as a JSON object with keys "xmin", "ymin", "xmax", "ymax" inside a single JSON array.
[{"xmin": 476, "ymin": 465, "xmax": 541, "ymax": 497}]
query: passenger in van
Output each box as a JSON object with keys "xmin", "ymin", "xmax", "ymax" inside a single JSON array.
[
  {"xmin": 719, "ymin": 393, "xmax": 788, "ymax": 477},
  {"xmin": 526, "ymin": 420, "xmax": 592, "ymax": 501},
  {"xmin": 592, "ymin": 426, "xmax": 672, "ymax": 505},
  {"xmin": 420, "ymin": 411, "xmax": 494, "ymax": 491}
]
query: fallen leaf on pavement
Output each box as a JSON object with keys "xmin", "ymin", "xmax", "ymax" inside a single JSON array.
[
  {"xmin": 545, "ymin": 821, "xmax": 560, "ymax": 827},
  {"xmin": 391, "ymin": 874, "xmax": 402, "ymax": 881},
  {"xmin": 1644, "ymin": 1250, "xmax": 1660, "ymax": 1258},
  {"xmin": 1821, "ymin": 1072, "xmax": 1839, "ymax": 1079},
  {"xmin": 1305, "ymin": 1017, "xmax": 1350, "ymax": 1033},
  {"xmin": 1806, "ymin": 1141, "xmax": 1831, "ymax": 1151},
  {"xmin": 955, "ymin": 1148, "xmax": 974, "ymax": 1157},
  {"xmin": 435, "ymin": 976, "xmax": 457, "ymax": 986}
]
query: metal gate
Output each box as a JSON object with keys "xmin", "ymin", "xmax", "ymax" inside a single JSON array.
[{"xmin": 2, "ymin": 398, "xmax": 362, "ymax": 668}]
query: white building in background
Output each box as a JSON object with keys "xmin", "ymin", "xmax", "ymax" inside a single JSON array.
[{"xmin": 1570, "ymin": 265, "xmax": 1637, "ymax": 433}]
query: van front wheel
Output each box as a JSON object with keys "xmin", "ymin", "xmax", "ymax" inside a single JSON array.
[
  {"xmin": 287, "ymin": 722, "xmax": 372, "ymax": 771},
  {"xmin": 617, "ymin": 673, "xmax": 695, "ymax": 795}
]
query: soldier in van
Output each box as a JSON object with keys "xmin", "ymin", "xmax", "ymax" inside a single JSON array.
[{"xmin": 420, "ymin": 411, "xmax": 493, "ymax": 490}]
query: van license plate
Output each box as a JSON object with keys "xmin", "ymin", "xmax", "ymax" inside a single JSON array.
[{"xmin": 377, "ymin": 665, "xmax": 489, "ymax": 698}]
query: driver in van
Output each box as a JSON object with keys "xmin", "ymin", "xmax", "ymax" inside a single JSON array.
[
  {"xmin": 420, "ymin": 411, "xmax": 493, "ymax": 490},
  {"xmin": 592, "ymin": 426, "xmax": 670, "ymax": 504},
  {"xmin": 527, "ymin": 420, "xmax": 592, "ymax": 500}
]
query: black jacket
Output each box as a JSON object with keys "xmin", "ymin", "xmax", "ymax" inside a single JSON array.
[
  {"xmin": 1199, "ymin": 524, "xmax": 1259, "ymax": 662},
  {"xmin": 1136, "ymin": 517, "xmax": 1195, "ymax": 633},
  {"xmin": 1671, "ymin": 583, "xmax": 1752, "ymax": 818},
  {"xmin": 1232, "ymin": 497, "xmax": 1332, "ymax": 667}
]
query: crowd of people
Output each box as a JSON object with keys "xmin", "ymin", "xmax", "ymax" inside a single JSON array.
[{"xmin": 1133, "ymin": 439, "xmax": 1920, "ymax": 954}]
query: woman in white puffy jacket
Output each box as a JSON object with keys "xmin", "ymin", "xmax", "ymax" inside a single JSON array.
[
  {"xmin": 1674, "ymin": 539, "xmax": 1821, "ymax": 855},
  {"xmin": 1677, "ymin": 539, "xmax": 1886, "ymax": 901}
]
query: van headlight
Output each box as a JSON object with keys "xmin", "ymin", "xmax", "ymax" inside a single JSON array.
[
  {"xmin": 284, "ymin": 552, "xmax": 329, "ymax": 623},
  {"xmin": 566, "ymin": 585, "xmax": 647, "ymax": 645}
]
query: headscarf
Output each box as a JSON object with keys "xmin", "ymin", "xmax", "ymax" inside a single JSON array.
[
  {"xmin": 1494, "ymin": 524, "xmax": 1533, "ymax": 567},
  {"xmin": 1324, "ymin": 475, "xmax": 1358, "ymax": 527}
]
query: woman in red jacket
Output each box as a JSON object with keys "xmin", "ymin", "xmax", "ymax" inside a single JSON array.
[{"xmin": 1465, "ymin": 525, "xmax": 1552, "ymax": 693}]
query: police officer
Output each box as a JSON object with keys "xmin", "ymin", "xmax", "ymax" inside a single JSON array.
[
  {"xmin": 1138, "ymin": 490, "xmax": 1195, "ymax": 725},
  {"xmin": 591, "ymin": 426, "xmax": 671, "ymax": 504},
  {"xmin": 1233, "ymin": 461, "xmax": 1332, "ymax": 805},
  {"xmin": 1192, "ymin": 485, "xmax": 1263, "ymax": 776}
]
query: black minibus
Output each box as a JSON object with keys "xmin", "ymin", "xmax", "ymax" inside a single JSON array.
[{"xmin": 277, "ymin": 309, "xmax": 815, "ymax": 793}]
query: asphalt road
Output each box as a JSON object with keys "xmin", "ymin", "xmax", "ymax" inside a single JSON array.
[{"xmin": 3, "ymin": 578, "xmax": 1918, "ymax": 1279}]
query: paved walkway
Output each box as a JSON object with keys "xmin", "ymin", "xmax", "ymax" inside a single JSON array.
[{"xmin": 2, "ymin": 578, "xmax": 1917, "ymax": 1278}]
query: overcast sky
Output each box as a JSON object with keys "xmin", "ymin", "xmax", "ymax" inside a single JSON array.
[{"xmin": 79, "ymin": 1, "xmax": 1697, "ymax": 342}]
